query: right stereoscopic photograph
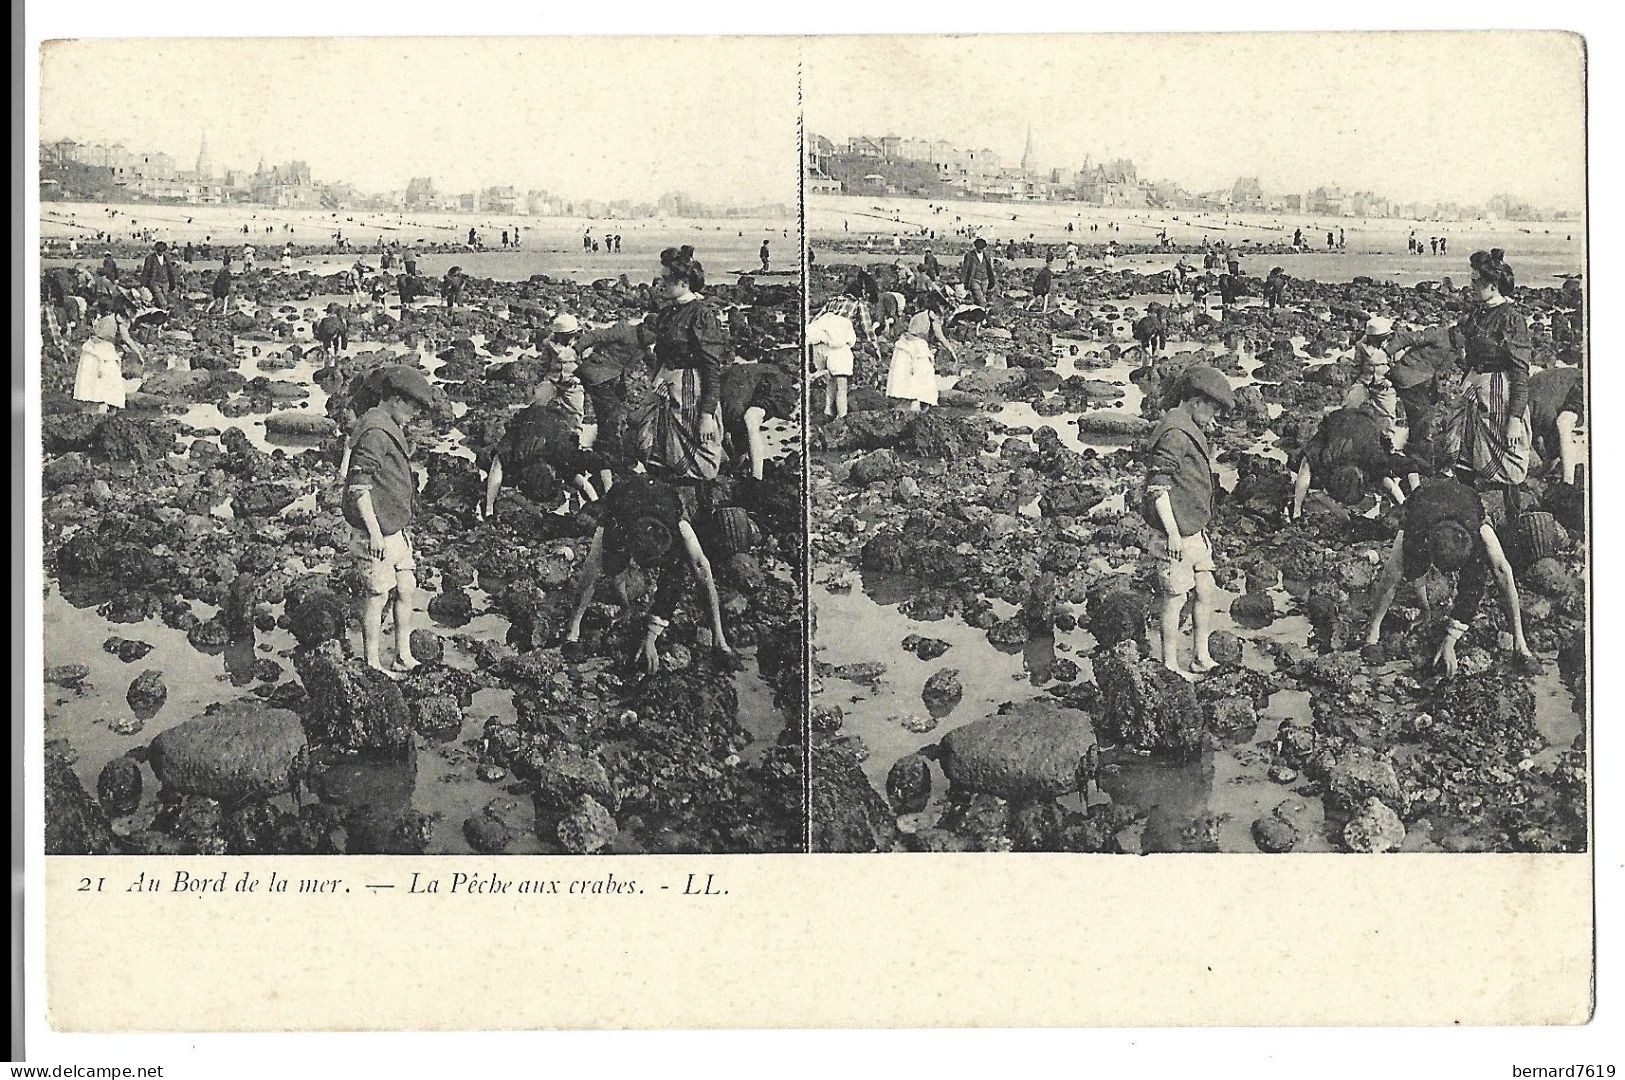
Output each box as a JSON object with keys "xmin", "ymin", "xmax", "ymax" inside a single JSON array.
[{"xmin": 804, "ymin": 32, "xmax": 1589, "ymax": 854}]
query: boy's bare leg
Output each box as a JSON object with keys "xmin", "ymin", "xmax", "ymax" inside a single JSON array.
[
  {"xmin": 1190, "ymin": 571, "xmax": 1218, "ymax": 671},
  {"xmin": 393, "ymin": 570, "xmax": 420, "ymax": 671},
  {"xmin": 1159, "ymin": 593, "xmax": 1187, "ymax": 673},
  {"xmin": 361, "ymin": 591, "xmax": 389, "ymax": 670}
]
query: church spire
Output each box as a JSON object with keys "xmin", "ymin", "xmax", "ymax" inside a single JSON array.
[
  {"xmin": 195, "ymin": 130, "xmax": 212, "ymax": 180},
  {"xmin": 1020, "ymin": 124, "xmax": 1040, "ymax": 176}
]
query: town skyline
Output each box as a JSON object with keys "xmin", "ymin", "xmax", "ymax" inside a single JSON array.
[
  {"xmin": 806, "ymin": 127, "xmax": 1572, "ymax": 222},
  {"xmin": 39, "ymin": 37, "xmax": 797, "ymax": 209},
  {"xmin": 40, "ymin": 130, "xmax": 790, "ymax": 219},
  {"xmin": 804, "ymin": 33, "xmax": 1585, "ymax": 214}
]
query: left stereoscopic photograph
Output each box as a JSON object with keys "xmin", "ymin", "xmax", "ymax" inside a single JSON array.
[{"xmin": 37, "ymin": 37, "xmax": 806, "ymax": 855}]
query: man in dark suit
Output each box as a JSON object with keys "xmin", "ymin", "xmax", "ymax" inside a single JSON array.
[
  {"xmin": 961, "ymin": 237, "xmax": 997, "ymax": 307},
  {"xmin": 139, "ymin": 241, "xmax": 173, "ymax": 309}
]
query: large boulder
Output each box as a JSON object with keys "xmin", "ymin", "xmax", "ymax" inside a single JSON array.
[
  {"xmin": 1072, "ymin": 410, "xmax": 1151, "ymax": 437},
  {"xmin": 292, "ymin": 641, "xmax": 414, "ymax": 756},
  {"xmin": 937, "ymin": 701, "xmax": 1093, "ymax": 800},
  {"xmin": 148, "ymin": 703, "xmax": 307, "ymax": 802},
  {"xmin": 264, "ymin": 412, "xmax": 338, "ymax": 437},
  {"xmin": 1091, "ymin": 640, "xmax": 1204, "ymax": 756}
]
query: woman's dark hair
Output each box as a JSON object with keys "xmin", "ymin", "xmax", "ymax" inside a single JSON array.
[
  {"xmin": 843, "ymin": 280, "xmax": 863, "ymax": 300},
  {"xmin": 923, "ymin": 290, "xmax": 948, "ymax": 315},
  {"xmin": 856, "ymin": 269, "xmax": 881, "ymax": 304},
  {"xmin": 1404, "ymin": 518, "xmax": 1474, "ymax": 578},
  {"xmin": 627, "ymin": 516, "xmax": 675, "ymax": 565},
  {"xmin": 1429, "ymin": 521, "xmax": 1475, "ymax": 572},
  {"xmin": 659, "ymin": 245, "xmax": 706, "ymax": 291},
  {"xmin": 1470, "ymin": 248, "xmax": 1515, "ymax": 296},
  {"xmin": 516, "ymin": 460, "xmax": 564, "ymax": 505}
]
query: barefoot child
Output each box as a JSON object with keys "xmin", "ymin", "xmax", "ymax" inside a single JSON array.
[
  {"xmin": 1142, "ymin": 365, "xmax": 1234, "ymax": 675},
  {"xmin": 343, "ymin": 365, "xmax": 437, "ymax": 675}
]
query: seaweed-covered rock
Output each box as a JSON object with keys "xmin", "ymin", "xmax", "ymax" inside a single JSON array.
[
  {"xmin": 287, "ymin": 587, "xmax": 349, "ymax": 647},
  {"xmin": 410, "ymin": 694, "xmax": 463, "ymax": 738},
  {"xmin": 532, "ymin": 750, "xmax": 616, "ymax": 812},
  {"xmin": 1251, "ymin": 812, "xmax": 1299, "ymax": 853},
  {"xmin": 96, "ymin": 757, "xmax": 143, "ymax": 816},
  {"xmin": 1322, "ymin": 745, "xmax": 1409, "ymax": 818},
  {"xmin": 42, "ymin": 413, "xmax": 105, "ymax": 455},
  {"xmin": 102, "ymin": 636, "xmax": 154, "ymax": 664},
  {"xmin": 1230, "ymin": 590, "xmax": 1276, "ymax": 628},
  {"xmin": 1342, "ymin": 797, "xmax": 1405, "ymax": 853},
  {"xmin": 1086, "ymin": 584, "xmax": 1149, "ymax": 652},
  {"xmin": 557, "ymin": 795, "xmax": 617, "ymax": 854},
  {"xmin": 1091, "ymin": 640, "xmax": 1203, "ymax": 756},
  {"xmin": 848, "ymin": 449, "xmax": 902, "ymax": 487},
  {"xmin": 812, "ymin": 741, "xmax": 901, "ymax": 852},
  {"xmin": 126, "ymin": 669, "xmax": 168, "ymax": 716},
  {"xmin": 88, "ymin": 416, "xmax": 176, "ymax": 463},
  {"xmin": 813, "ymin": 411, "xmax": 914, "ymax": 452},
  {"xmin": 292, "ymin": 641, "xmax": 414, "ymax": 756},
  {"xmin": 937, "ymin": 702, "xmax": 1092, "ymax": 799},
  {"xmin": 886, "ymin": 752, "xmax": 932, "ymax": 814},
  {"xmin": 903, "ymin": 413, "xmax": 986, "ymax": 460},
  {"xmin": 921, "ymin": 668, "xmax": 964, "ymax": 714},
  {"xmin": 45, "ymin": 754, "xmax": 116, "ymax": 855}
]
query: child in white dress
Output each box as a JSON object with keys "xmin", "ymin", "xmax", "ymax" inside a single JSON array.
[
  {"xmin": 886, "ymin": 295, "xmax": 957, "ymax": 411},
  {"xmin": 73, "ymin": 315, "xmax": 134, "ymax": 413}
]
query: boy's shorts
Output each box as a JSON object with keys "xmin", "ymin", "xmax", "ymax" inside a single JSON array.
[
  {"xmin": 351, "ymin": 528, "xmax": 415, "ymax": 595},
  {"xmin": 1147, "ymin": 529, "xmax": 1215, "ymax": 597}
]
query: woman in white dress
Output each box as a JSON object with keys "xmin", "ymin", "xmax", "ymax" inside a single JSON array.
[
  {"xmin": 73, "ymin": 314, "xmax": 139, "ymax": 414},
  {"xmin": 886, "ymin": 293, "xmax": 956, "ymax": 411}
]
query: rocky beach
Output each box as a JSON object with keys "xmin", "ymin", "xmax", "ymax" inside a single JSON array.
[
  {"xmin": 808, "ymin": 235, "xmax": 1587, "ymax": 855},
  {"xmin": 41, "ymin": 244, "xmax": 806, "ymax": 856}
]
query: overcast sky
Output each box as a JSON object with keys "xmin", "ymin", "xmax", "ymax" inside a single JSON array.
[
  {"xmin": 40, "ymin": 37, "xmax": 798, "ymax": 206},
  {"xmin": 805, "ymin": 32, "xmax": 1586, "ymax": 210}
]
